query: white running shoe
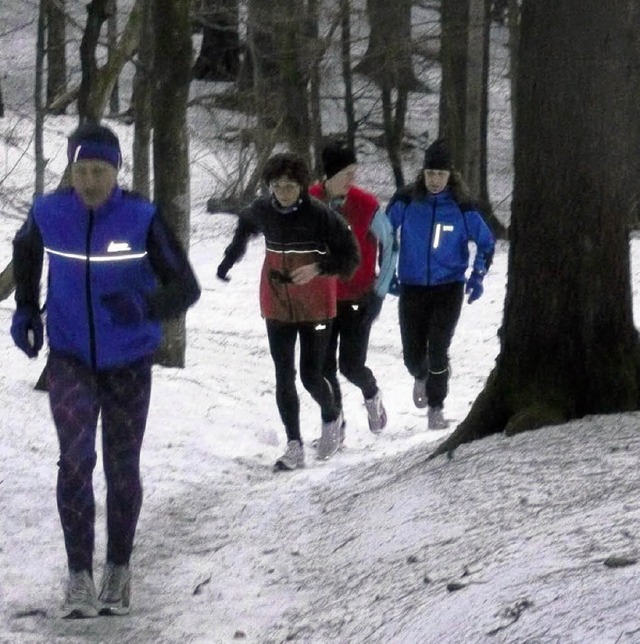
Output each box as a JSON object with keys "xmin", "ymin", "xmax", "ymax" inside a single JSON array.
[
  {"xmin": 274, "ymin": 440, "xmax": 305, "ymax": 471},
  {"xmin": 316, "ymin": 410, "xmax": 344, "ymax": 460},
  {"xmin": 364, "ymin": 390, "xmax": 387, "ymax": 434},
  {"xmin": 98, "ymin": 563, "xmax": 131, "ymax": 616},
  {"xmin": 60, "ymin": 570, "xmax": 99, "ymax": 619},
  {"xmin": 428, "ymin": 406, "xmax": 450, "ymax": 430}
]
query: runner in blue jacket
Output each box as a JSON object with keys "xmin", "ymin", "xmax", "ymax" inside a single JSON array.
[
  {"xmin": 386, "ymin": 139, "xmax": 495, "ymax": 429},
  {"xmin": 10, "ymin": 122, "xmax": 200, "ymax": 619}
]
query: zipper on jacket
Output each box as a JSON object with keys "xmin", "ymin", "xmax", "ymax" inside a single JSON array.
[{"xmin": 85, "ymin": 209, "xmax": 98, "ymax": 370}]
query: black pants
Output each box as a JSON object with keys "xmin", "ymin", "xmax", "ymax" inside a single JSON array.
[
  {"xmin": 323, "ymin": 294, "xmax": 381, "ymax": 409},
  {"xmin": 47, "ymin": 350, "xmax": 152, "ymax": 573},
  {"xmin": 398, "ymin": 282, "xmax": 464, "ymax": 408},
  {"xmin": 266, "ymin": 319, "xmax": 339, "ymax": 443}
]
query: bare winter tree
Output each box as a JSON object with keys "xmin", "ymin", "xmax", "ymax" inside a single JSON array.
[
  {"xmin": 152, "ymin": 0, "xmax": 192, "ymax": 367},
  {"xmin": 355, "ymin": 0, "xmax": 417, "ymax": 187},
  {"xmin": 439, "ymin": 0, "xmax": 506, "ymax": 237},
  {"xmin": 431, "ymin": 0, "xmax": 640, "ymax": 459}
]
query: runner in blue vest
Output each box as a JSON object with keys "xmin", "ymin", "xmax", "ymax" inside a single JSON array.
[{"xmin": 10, "ymin": 122, "xmax": 201, "ymax": 618}]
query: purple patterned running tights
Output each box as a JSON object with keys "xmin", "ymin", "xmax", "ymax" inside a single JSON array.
[{"xmin": 46, "ymin": 350, "xmax": 152, "ymax": 573}]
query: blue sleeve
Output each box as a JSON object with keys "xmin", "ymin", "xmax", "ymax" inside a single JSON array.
[
  {"xmin": 465, "ymin": 211, "xmax": 495, "ymax": 274},
  {"xmin": 369, "ymin": 207, "xmax": 398, "ymax": 297}
]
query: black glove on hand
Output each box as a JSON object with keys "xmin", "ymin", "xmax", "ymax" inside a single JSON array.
[
  {"xmin": 101, "ymin": 291, "xmax": 148, "ymax": 325},
  {"xmin": 11, "ymin": 306, "xmax": 44, "ymax": 358},
  {"xmin": 216, "ymin": 256, "xmax": 233, "ymax": 282}
]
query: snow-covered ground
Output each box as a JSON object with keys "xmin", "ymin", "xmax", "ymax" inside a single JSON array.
[{"xmin": 1, "ymin": 7, "xmax": 640, "ymax": 644}]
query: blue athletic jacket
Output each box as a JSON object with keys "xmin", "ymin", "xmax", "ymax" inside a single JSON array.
[
  {"xmin": 13, "ymin": 186, "xmax": 201, "ymax": 370},
  {"xmin": 386, "ymin": 187, "xmax": 495, "ymax": 286}
]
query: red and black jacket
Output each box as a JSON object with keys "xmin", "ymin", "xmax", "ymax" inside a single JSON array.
[{"xmin": 221, "ymin": 194, "xmax": 360, "ymax": 323}]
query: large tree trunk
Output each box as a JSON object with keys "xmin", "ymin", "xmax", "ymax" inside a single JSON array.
[
  {"xmin": 431, "ymin": 0, "xmax": 640, "ymax": 459},
  {"xmin": 152, "ymin": 0, "xmax": 192, "ymax": 368}
]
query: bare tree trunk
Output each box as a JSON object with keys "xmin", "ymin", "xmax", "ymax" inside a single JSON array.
[
  {"xmin": 247, "ymin": 0, "xmax": 311, "ymax": 161},
  {"xmin": 46, "ymin": 0, "xmax": 67, "ymax": 113},
  {"xmin": 355, "ymin": 0, "xmax": 419, "ymax": 91},
  {"xmin": 35, "ymin": 0, "xmax": 47, "ymax": 195},
  {"xmin": 307, "ymin": 0, "xmax": 323, "ymax": 176},
  {"xmin": 439, "ymin": 0, "xmax": 467, "ymax": 163},
  {"xmin": 78, "ymin": 0, "xmax": 109, "ymax": 121},
  {"xmin": 152, "ymin": 0, "xmax": 192, "ymax": 368},
  {"xmin": 463, "ymin": 0, "xmax": 487, "ymax": 201},
  {"xmin": 0, "ymin": 77, "xmax": 4, "ymax": 117},
  {"xmin": 381, "ymin": 85, "xmax": 407, "ymax": 187},
  {"xmin": 440, "ymin": 0, "xmax": 504, "ymax": 236},
  {"xmin": 107, "ymin": 0, "xmax": 119, "ymax": 114},
  {"xmin": 132, "ymin": 0, "xmax": 153, "ymax": 196},
  {"xmin": 431, "ymin": 0, "xmax": 640, "ymax": 459},
  {"xmin": 339, "ymin": 0, "xmax": 356, "ymax": 150},
  {"xmin": 192, "ymin": 0, "xmax": 240, "ymax": 81}
]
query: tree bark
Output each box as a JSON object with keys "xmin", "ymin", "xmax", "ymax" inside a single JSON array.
[
  {"xmin": 430, "ymin": 0, "xmax": 640, "ymax": 460},
  {"xmin": 152, "ymin": 0, "xmax": 192, "ymax": 368}
]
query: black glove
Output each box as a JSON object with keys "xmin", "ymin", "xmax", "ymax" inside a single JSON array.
[
  {"xmin": 11, "ymin": 306, "xmax": 44, "ymax": 358},
  {"xmin": 101, "ymin": 291, "xmax": 148, "ymax": 325},
  {"xmin": 217, "ymin": 256, "xmax": 233, "ymax": 282}
]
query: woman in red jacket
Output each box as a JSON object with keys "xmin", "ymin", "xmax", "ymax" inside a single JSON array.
[
  {"xmin": 217, "ymin": 153, "xmax": 360, "ymax": 469},
  {"xmin": 309, "ymin": 141, "xmax": 397, "ymax": 439}
]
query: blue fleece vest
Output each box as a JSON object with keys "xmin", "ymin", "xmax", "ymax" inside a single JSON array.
[{"xmin": 33, "ymin": 187, "xmax": 162, "ymax": 369}]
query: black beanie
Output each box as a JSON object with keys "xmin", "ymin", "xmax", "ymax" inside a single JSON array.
[
  {"xmin": 321, "ymin": 141, "xmax": 357, "ymax": 180},
  {"xmin": 423, "ymin": 138, "xmax": 451, "ymax": 170},
  {"xmin": 67, "ymin": 122, "xmax": 122, "ymax": 168}
]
